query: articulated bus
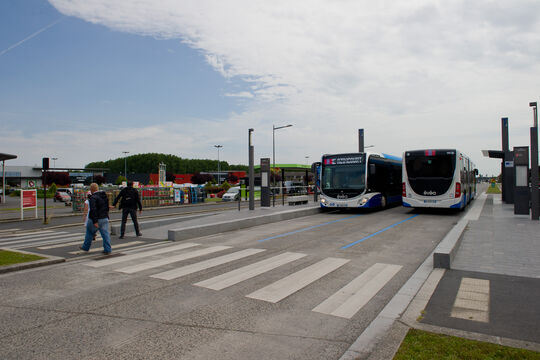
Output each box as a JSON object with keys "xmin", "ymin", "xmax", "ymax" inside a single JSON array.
[
  {"xmin": 319, "ymin": 152, "xmax": 402, "ymax": 209},
  {"xmin": 402, "ymin": 149, "xmax": 478, "ymax": 209}
]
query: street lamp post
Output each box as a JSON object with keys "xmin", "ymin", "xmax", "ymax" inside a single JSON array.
[
  {"xmin": 273, "ymin": 124, "xmax": 293, "ymax": 206},
  {"xmin": 51, "ymin": 157, "xmax": 58, "ymax": 169},
  {"xmin": 214, "ymin": 145, "xmax": 223, "ymax": 184},
  {"xmin": 122, "ymin": 151, "xmax": 129, "ymax": 179}
]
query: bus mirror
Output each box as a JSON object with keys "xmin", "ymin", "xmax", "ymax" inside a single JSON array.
[
  {"xmin": 369, "ymin": 164, "xmax": 376, "ymax": 175},
  {"xmin": 474, "ymin": 169, "xmax": 479, "ymax": 176}
]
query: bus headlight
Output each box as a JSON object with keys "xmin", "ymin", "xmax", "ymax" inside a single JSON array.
[
  {"xmin": 359, "ymin": 197, "xmax": 369, "ymax": 206},
  {"xmin": 321, "ymin": 198, "xmax": 327, "ymax": 204}
]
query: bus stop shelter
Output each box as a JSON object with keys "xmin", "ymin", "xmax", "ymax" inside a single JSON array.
[{"xmin": 1, "ymin": 153, "xmax": 17, "ymax": 204}]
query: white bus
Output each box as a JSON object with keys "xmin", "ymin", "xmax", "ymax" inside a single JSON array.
[
  {"xmin": 402, "ymin": 149, "xmax": 478, "ymax": 209},
  {"xmin": 319, "ymin": 152, "xmax": 402, "ymax": 209}
]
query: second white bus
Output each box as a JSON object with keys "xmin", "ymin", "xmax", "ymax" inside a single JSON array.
[{"xmin": 402, "ymin": 149, "xmax": 478, "ymax": 209}]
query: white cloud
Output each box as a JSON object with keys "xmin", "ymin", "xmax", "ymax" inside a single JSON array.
[
  {"xmin": 225, "ymin": 92, "xmax": 254, "ymax": 99},
  {"xmin": 45, "ymin": 0, "xmax": 540, "ymax": 175}
]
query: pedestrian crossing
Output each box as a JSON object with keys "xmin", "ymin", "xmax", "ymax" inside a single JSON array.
[{"xmin": 84, "ymin": 243, "xmax": 403, "ymax": 319}]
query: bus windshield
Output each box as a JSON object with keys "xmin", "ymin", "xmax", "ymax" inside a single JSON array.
[
  {"xmin": 405, "ymin": 153, "xmax": 456, "ymax": 179},
  {"xmin": 322, "ymin": 164, "xmax": 365, "ymax": 192}
]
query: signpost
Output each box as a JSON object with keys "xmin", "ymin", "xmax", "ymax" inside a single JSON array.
[{"xmin": 21, "ymin": 189, "xmax": 38, "ymax": 220}]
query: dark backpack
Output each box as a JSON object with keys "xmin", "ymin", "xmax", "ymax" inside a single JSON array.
[{"xmin": 122, "ymin": 188, "xmax": 138, "ymax": 208}]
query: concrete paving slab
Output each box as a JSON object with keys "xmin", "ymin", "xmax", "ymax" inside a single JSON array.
[{"xmin": 452, "ymin": 195, "xmax": 540, "ymax": 278}]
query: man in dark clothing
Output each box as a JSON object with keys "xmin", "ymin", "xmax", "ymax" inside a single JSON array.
[
  {"xmin": 113, "ymin": 181, "xmax": 142, "ymax": 239},
  {"xmin": 80, "ymin": 183, "xmax": 112, "ymax": 254}
]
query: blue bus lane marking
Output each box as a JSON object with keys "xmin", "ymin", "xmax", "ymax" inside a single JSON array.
[
  {"xmin": 341, "ymin": 214, "xmax": 419, "ymax": 250},
  {"xmin": 257, "ymin": 214, "xmax": 363, "ymax": 243}
]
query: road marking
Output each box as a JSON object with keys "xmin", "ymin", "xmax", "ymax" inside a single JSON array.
[
  {"xmin": 151, "ymin": 248, "xmax": 266, "ymax": 281},
  {"xmin": 0, "ymin": 229, "xmax": 54, "ymax": 238},
  {"xmin": 195, "ymin": 252, "xmax": 307, "ymax": 290},
  {"xmin": 341, "ymin": 215, "xmax": 419, "ymax": 249},
  {"xmin": 86, "ymin": 242, "xmax": 200, "ymax": 268},
  {"xmin": 257, "ymin": 215, "xmax": 362, "ymax": 242},
  {"xmin": 450, "ymin": 277, "xmax": 490, "ymax": 323},
  {"xmin": 68, "ymin": 241, "xmax": 144, "ymax": 254},
  {"xmin": 0, "ymin": 230, "xmax": 65, "ymax": 242},
  {"xmin": 2, "ymin": 233, "xmax": 81, "ymax": 247},
  {"xmin": 246, "ymin": 257, "xmax": 350, "ymax": 303},
  {"xmin": 0, "ymin": 228, "xmax": 20, "ymax": 233},
  {"xmin": 39, "ymin": 240, "xmax": 86, "ymax": 249},
  {"xmin": 313, "ymin": 263, "xmax": 402, "ymax": 319},
  {"xmin": 116, "ymin": 245, "xmax": 231, "ymax": 274}
]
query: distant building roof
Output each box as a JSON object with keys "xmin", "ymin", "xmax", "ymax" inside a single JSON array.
[{"xmin": 254, "ymin": 164, "xmax": 311, "ymax": 171}]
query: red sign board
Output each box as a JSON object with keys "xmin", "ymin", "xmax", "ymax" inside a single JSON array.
[{"xmin": 22, "ymin": 190, "xmax": 37, "ymax": 208}]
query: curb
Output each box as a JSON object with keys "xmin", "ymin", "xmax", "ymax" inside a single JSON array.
[
  {"xmin": 0, "ymin": 248, "xmax": 65, "ymax": 274},
  {"xmin": 433, "ymin": 218, "xmax": 468, "ymax": 269},
  {"xmin": 169, "ymin": 206, "xmax": 321, "ymax": 241}
]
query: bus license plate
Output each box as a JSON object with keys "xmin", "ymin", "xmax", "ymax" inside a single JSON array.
[
  {"xmin": 337, "ymin": 204, "xmax": 348, "ymax": 207},
  {"xmin": 424, "ymin": 200, "xmax": 437, "ymax": 203}
]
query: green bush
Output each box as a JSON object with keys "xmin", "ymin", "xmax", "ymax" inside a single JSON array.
[
  {"xmin": 221, "ymin": 181, "xmax": 231, "ymax": 191},
  {"xmin": 49, "ymin": 183, "xmax": 57, "ymax": 195},
  {"xmin": 116, "ymin": 175, "xmax": 127, "ymax": 185}
]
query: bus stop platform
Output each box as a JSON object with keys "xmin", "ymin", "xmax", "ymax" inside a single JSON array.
[{"xmin": 125, "ymin": 203, "xmax": 321, "ymax": 241}]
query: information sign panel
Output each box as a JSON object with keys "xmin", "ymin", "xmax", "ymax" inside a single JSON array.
[{"xmin": 20, "ymin": 189, "xmax": 38, "ymax": 220}]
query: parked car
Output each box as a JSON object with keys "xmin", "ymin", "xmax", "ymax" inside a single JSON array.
[
  {"xmin": 54, "ymin": 188, "xmax": 72, "ymax": 202},
  {"xmin": 284, "ymin": 181, "xmax": 305, "ymax": 194},
  {"xmin": 222, "ymin": 187, "xmax": 240, "ymax": 201}
]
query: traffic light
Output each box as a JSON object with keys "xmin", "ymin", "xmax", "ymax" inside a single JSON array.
[{"xmin": 42, "ymin": 157, "xmax": 49, "ymax": 170}]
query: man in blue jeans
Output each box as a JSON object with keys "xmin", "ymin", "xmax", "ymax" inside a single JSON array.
[{"xmin": 80, "ymin": 183, "xmax": 112, "ymax": 255}]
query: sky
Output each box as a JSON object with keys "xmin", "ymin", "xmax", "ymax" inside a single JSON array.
[{"xmin": 2, "ymin": 0, "xmax": 540, "ymax": 176}]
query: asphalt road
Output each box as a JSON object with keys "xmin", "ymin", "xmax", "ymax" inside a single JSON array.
[
  {"xmin": 0, "ymin": 203, "xmax": 468, "ymax": 359},
  {"xmin": 0, "ymin": 199, "xmax": 256, "ymax": 231}
]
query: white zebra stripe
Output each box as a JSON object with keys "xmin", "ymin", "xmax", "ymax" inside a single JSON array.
[
  {"xmin": 313, "ymin": 263, "xmax": 402, "ymax": 319},
  {"xmin": 151, "ymin": 248, "xmax": 266, "ymax": 281},
  {"xmin": 117, "ymin": 246, "xmax": 231, "ymax": 274},
  {"xmin": 195, "ymin": 252, "xmax": 306, "ymax": 290},
  {"xmin": 86, "ymin": 242, "xmax": 200, "ymax": 268},
  {"xmin": 246, "ymin": 257, "xmax": 349, "ymax": 303}
]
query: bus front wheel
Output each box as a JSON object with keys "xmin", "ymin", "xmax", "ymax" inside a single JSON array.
[{"xmin": 380, "ymin": 195, "xmax": 387, "ymax": 209}]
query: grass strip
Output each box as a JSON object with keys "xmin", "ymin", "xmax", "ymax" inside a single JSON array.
[
  {"xmin": 0, "ymin": 250, "xmax": 45, "ymax": 267},
  {"xmin": 394, "ymin": 329, "xmax": 540, "ymax": 360},
  {"xmin": 486, "ymin": 184, "xmax": 502, "ymax": 194}
]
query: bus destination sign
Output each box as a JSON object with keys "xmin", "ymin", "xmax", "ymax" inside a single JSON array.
[{"xmin": 323, "ymin": 154, "xmax": 365, "ymax": 165}]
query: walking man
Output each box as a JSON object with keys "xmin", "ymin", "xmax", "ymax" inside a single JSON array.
[
  {"xmin": 113, "ymin": 181, "xmax": 142, "ymax": 239},
  {"xmin": 80, "ymin": 183, "xmax": 112, "ymax": 254}
]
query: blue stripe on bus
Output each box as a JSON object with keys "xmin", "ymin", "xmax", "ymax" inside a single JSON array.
[
  {"xmin": 341, "ymin": 214, "xmax": 419, "ymax": 249},
  {"xmin": 257, "ymin": 214, "xmax": 362, "ymax": 243}
]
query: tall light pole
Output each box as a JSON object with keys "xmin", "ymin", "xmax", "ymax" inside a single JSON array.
[
  {"xmin": 122, "ymin": 151, "xmax": 129, "ymax": 179},
  {"xmin": 214, "ymin": 145, "xmax": 223, "ymax": 184},
  {"xmin": 273, "ymin": 124, "xmax": 293, "ymax": 206},
  {"xmin": 51, "ymin": 157, "xmax": 58, "ymax": 169}
]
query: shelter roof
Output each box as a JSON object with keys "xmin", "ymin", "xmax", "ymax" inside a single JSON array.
[{"xmin": 0, "ymin": 153, "xmax": 17, "ymax": 162}]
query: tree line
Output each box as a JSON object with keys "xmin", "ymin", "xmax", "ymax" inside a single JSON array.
[{"xmin": 85, "ymin": 153, "xmax": 248, "ymax": 175}]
